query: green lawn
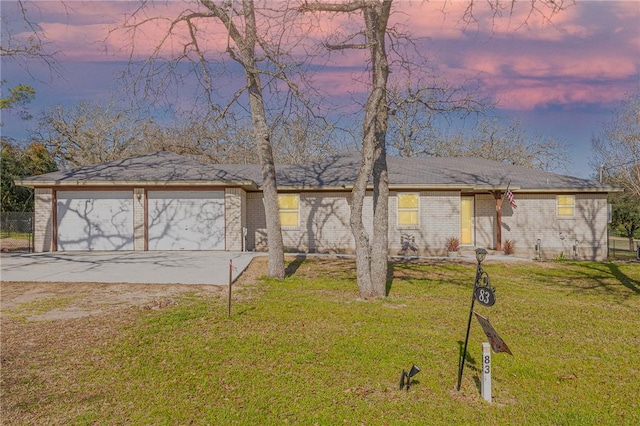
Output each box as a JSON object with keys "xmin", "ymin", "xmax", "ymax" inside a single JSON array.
[
  {"xmin": 7, "ymin": 258, "xmax": 640, "ymax": 425},
  {"xmin": 0, "ymin": 231, "xmax": 30, "ymax": 239}
]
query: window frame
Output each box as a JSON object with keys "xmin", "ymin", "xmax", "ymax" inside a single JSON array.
[
  {"xmin": 397, "ymin": 192, "xmax": 420, "ymax": 228},
  {"xmin": 278, "ymin": 194, "xmax": 300, "ymax": 228},
  {"xmin": 556, "ymin": 195, "xmax": 575, "ymax": 218}
]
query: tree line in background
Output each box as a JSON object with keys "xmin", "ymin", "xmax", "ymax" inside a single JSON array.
[
  {"xmin": 2, "ymin": 0, "xmax": 638, "ymax": 295},
  {"xmin": 591, "ymin": 92, "xmax": 640, "ymax": 250}
]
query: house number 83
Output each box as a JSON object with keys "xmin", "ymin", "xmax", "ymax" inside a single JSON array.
[{"xmin": 474, "ymin": 287, "xmax": 496, "ymax": 307}]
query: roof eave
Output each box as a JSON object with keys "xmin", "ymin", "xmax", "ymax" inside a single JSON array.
[
  {"xmin": 271, "ymin": 184, "xmax": 621, "ymax": 193},
  {"xmin": 15, "ymin": 180, "xmax": 259, "ymax": 191},
  {"xmin": 517, "ymin": 187, "xmax": 622, "ymax": 193}
]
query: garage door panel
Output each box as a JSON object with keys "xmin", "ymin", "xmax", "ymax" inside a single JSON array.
[
  {"xmin": 57, "ymin": 191, "xmax": 134, "ymax": 251},
  {"xmin": 148, "ymin": 191, "xmax": 225, "ymax": 250}
]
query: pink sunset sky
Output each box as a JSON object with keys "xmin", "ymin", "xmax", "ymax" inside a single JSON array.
[{"xmin": 2, "ymin": 0, "xmax": 639, "ymax": 178}]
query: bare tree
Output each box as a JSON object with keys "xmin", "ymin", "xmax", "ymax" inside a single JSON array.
[
  {"xmin": 34, "ymin": 101, "xmax": 155, "ymax": 167},
  {"xmin": 385, "ymin": 62, "xmax": 488, "ymax": 159},
  {"xmin": 592, "ymin": 91, "xmax": 640, "ymax": 198},
  {"xmin": 34, "ymin": 99, "xmax": 262, "ymax": 166},
  {"xmin": 1, "ymin": 0, "xmax": 64, "ymax": 125},
  {"xmin": 115, "ymin": 0, "xmax": 330, "ymax": 279},
  {"xmin": 272, "ymin": 115, "xmax": 338, "ymax": 164},
  {"xmin": 1, "ymin": 0, "xmax": 63, "ymax": 79},
  {"xmin": 141, "ymin": 112, "xmax": 257, "ymax": 164},
  {"xmin": 592, "ymin": 91, "xmax": 640, "ymax": 251},
  {"xmin": 300, "ymin": 0, "xmax": 572, "ymax": 299},
  {"xmin": 300, "ymin": 0, "xmax": 393, "ymax": 299},
  {"xmin": 389, "ymin": 116, "xmax": 569, "ymax": 172}
]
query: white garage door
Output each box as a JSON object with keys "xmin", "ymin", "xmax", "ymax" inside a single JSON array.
[
  {"xmin": 147, "ymin": 191, "xmax": 225, "ymax": 250},
  {"xmin": 57, "ymin": 191, "xmax": 134, "ymax": 251}
]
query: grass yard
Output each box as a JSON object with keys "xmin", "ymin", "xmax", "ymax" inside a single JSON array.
[
  {"xmin": 0, "ymin": 231, "xmax": 30, "ymax": 239},
  {"xmin": 1, "ymin": 257, "xmax": 639, "ymax": 425}
]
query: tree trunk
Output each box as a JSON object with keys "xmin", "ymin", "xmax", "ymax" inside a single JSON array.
[
  {"xmin": 249, "ymin": 91, "xmax": 285, "ymax": 279},
  {"xmin": 242, "ymin": 0, "xmax": 285, "ymax": 279},
  {"xmin": 350, "ymin": 0, "xmax": 392, "ymax": 299},
  {"xmin": 350, "ymin": 149, "xmax": 375, "ymax": 297},
  {"xmin": 627, "ymin": 224, "xmax": 638, "ymax": 251}
]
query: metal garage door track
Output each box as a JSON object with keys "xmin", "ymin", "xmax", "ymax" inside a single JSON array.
[{"xmin": 0, "ymin": 251, "xmax": 260, "ymax": 285}]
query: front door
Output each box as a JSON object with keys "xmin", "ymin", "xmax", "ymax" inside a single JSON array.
[{"xmin": 461, "ymin": 196, "xmax": 474, "ymax": 246}]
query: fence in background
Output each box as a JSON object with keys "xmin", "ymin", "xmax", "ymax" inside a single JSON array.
[
  {"xmin": 608, "ymin": 236, "xmax": 639, "ymax": 261},
  {"xmin": 0, "ymin": 212, "xmax": 33, "ymax": 253}
]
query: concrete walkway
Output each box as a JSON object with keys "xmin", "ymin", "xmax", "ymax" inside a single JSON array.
[{"xmin": 0, "ymin": 251, "xmax": 261, "ymax": 285}]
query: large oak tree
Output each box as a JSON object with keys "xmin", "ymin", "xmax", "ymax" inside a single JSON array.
[
  {"xmin": 300, "ymin": 0, "xmax": 570, "ymax": 298},
  {"xmin": 116, "ymin": 0, "xmax": 319, "ymax": 279}
]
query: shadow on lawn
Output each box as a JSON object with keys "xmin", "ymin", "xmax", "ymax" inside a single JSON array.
[
  {"xmin": 457, "ymin": 340, "xmax": 482, "ymax": 393},
  {"xmin": 386, "ymin": 262, "xmax": 395, "ymax": 296},
  {"xmin": 603, "ymin": 262, "xmax": 640, "ymax": 294},
  {"xmin": 387, "ymin": 259, "xmax": 474, "ymax": 296},
  {"xmin": 285, "ymin": 254, "xmax": 306, "ymax": 277},
  {"xmin": 578, "ymin": 262, "xmax": 640, "ymax": 296}
]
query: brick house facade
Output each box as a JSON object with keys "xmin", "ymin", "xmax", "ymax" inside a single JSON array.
[{"xmin": 18, "ymin": 151, "xmax": 619, "ymax": 261}]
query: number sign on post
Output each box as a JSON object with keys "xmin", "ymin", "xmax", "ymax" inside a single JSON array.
[
  {"xmin": 457, "ymin": 253, "xmax": 495, "ymax": 391},
  {"xmin": 482, "ymin": 342, "xmax": 492, "ymax": 403},
  {"xmin": 474, "ymin": 286, "xmax": 496, "ymax": 307},
  {"xmin": 457, "ymin": 248, "xmax": 502, "ymax": 392}
]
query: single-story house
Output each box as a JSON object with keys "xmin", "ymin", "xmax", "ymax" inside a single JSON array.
[{"xmin": 17, "ymin": 151, "xmax": 620, "ymax": 260}]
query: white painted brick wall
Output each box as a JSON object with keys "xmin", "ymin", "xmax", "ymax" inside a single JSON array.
[
  {"xmin": 225, "ymin": 188, "xmax": 245, "ymax": 251},
  {"xmin": 33, "ymin": 188, "xmax": 53, "ymax": 252},
  {"xmin": 244, "ymin": 190, "xmax": 608, "ymax": 260},
  {"xmin": 498, "ymin": 193, "xmax": 608, "ymax": 261},
  {"xmin": 133, "ymin": 188, "xmax": 145, "ymax": 250},
  {"xmin": 31, "ymin": 185, "xmax": 609, "ymax": 260},
  {"xmin": 388, "ymin": 191, "xmax": 460, "ymax": 256},
  {"xmin": 247, "ymin": 191, "xmax": 356, "ymax": 253}
]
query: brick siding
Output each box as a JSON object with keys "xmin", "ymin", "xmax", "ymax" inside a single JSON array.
[
  {"xmin": 33, "ymin": 188, "xmax": 53, "ymax": 252},
  {"xmin": 133, "ymin": 188, "xmax": 145, "ymax": 250},
  {"xmin": 225, "ymin": 188, "xmax": 246, "ymax": 251},
  {"xmin": 497, "ymin": 193, "xmax": 608, "ymax": 261},
  {"xmin": 31, "ymin": 186, "xmax": 609, "ymax": 260}
]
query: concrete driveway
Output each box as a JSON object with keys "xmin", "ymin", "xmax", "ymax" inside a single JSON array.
[{"xmin": 0, "ymin": 251, "xmax": 261, "ymax": 285}]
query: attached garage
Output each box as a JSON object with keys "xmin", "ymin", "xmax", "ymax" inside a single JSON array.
[
  {"xmin": 147, "ymin": 190, "xmax": 225, "ymax": 250},
  {"xmin": 56, "ymin": 191, "xmax": 134, "ymax": 251},
  {"xmin": 21, "ymin": 151, "xmax": 620, "ymax": 260}
]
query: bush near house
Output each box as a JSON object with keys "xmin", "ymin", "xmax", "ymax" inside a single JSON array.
[
  {"xmin": 445, "ymin": 236, "xmax": 460, "ymax": 252},
  {"xmin": 503, "ymin": 239, "xmax": 515, "ymax": 255}
]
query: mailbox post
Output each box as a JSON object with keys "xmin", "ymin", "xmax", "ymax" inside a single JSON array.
[{"xmin": 457, "ymin": 248, "xmax": 495, "ymax": 391}]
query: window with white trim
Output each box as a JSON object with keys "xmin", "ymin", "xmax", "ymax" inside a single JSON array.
[
  {"xmin": 397, "ymin": 193, "xmax": 419, "ymax": 227},
  {"xmin": 278, "ymin": 194, "xmax": 300, "ymax": 227},
  {"xmin": 557, "ymin": 195, "xmax": 575, "ymax": 217}
]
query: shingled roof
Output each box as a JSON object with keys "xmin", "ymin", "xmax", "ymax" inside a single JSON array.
[
  {"xmin": 18, "ymin": 151, "xmax": 260, "ymax": 189},
  {"xmin": 18, "ymin": 150, "xmax": 618, "ymax": 193}
]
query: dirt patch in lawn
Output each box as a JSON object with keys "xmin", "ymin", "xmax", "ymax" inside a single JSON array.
[
  {"xmin": 1, "ymin": 281, "xmax": 224, "ymax": 321},
  {"xmin": 0, "ymin": 257, "xmax": 269, "ymax": 425}
]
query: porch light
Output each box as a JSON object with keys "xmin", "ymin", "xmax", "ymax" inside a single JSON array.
[{"xmin": 475, "ymin": 248, "xmax": 487, "ymax": 264}]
